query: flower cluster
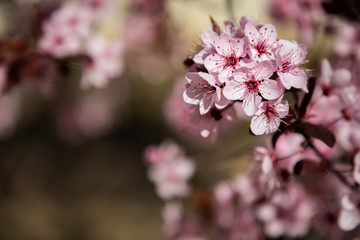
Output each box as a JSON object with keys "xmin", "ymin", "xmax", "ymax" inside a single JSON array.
[
  {"xmin": 38, "ymin": 0, "xmax": 124, "ymax": 89},
  {"xmin": 183, "ymin": 16, "xmax": 308, "ymax": 136},
  {"xmin": 149, "ymin": 12, "xmax": 360, "ymax": 239}
]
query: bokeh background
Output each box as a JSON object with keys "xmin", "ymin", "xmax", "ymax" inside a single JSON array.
[{"xmin": 0, "ymin": 0, "xmax": 332, "ymax": 239}]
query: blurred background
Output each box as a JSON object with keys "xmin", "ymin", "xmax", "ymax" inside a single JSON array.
[{"xmin": 0, "ymin": 0, "xmax": 334, "ymax": 239}]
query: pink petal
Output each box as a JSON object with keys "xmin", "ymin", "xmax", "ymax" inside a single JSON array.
[
  {"xmin": 274, "ymin": 100, "xmax": 289, "ymax": 118},
  {"xmin": 223, "ymin": 78, "xmax": 247, "ymax": 100},
  {"xmin": 183, "ymin": 87, "xmax": 201, "ymax": 105},
  {"xmin": 231, "ymin": 38, "xmax": 245, "ymax": 58},
  {"xmin": 284, "ymin": 71, "xmax": 307, "ymax": 89},
  {"xmin": 259, "ymin": 24, "xmax": 277, "ymax": 46},
  {"xmin": 243, "ymin": 93, "xmax": 261, "ymax": 116},
  {"xmin": 204, "ymin": 54, "xmax": 226, "ymax": 73},
  {"xmin": 201, "ymin": 29, "xmax": 217, "ymax": 47},
  {"xmin": 253, "ymin": 61, "xmax": 276, "ymax": 80},
  {"xmin": 338, "ymin": 209, "xmax": 360, "ymax": 231},
  {"xmin": 244, "ymin": 22, "xmax": 259, "ymax": 46},
  {"xmin": 199, "ymin": 93, "xmax": 213, "ymax": 115},
  {"xmin": 215, "ymin": 33, "xmax": 232, "ymax": 56},
  {"xmin": 198, "ymin": 72, "xmax": 216, "ymax": 86},
  {"xmin": 259, "ymin": 80, "xmax": 283, "ymax": 100},
  {"xmin": 319, "ymin": 59, "xmax": 333, "ymax": 85},
  {"xmin": 251, "ymin": 114, "xmax": 267, "ymax": 135},
  {"xmin": 215, "ymin": 92, "xmax": 231, "ymax": 109},
  {"xmin": 218, "ymin": 68, "xmax": 234, "ymax": 83}
]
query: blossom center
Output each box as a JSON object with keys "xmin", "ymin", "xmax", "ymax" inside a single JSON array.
[
  {"xmin": 282, "ymin": 61, "xmax": 292, "ymax": 72},
  {"xmin": 246, "ymin": 79, "xmax": 259, "ymax": 92},
  {"xmin": 224, "ymin": 54, "xmax": 238, "ymax": 69},
  {"xmin": 264, "ymin": 105, "xmax": 277, "ymax": 118},
  {"xmin": 256, "ymin": 42, "xmax": 268, "ymax": 55}
]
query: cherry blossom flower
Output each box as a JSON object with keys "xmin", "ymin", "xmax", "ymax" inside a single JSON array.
[
  {"xmin": 256, "ymin": 184, "xmax": 315, "ymax": 238},
  {"xmin": 145, "ymin": 141, "xmax": 195, "ymax": 200},
  {"xmin": 223, "ymin": 61, "xmax": 282, "ymax": 116},
  {"xmin": 39, "ymin": 27, "xmax": 83, "ymax": 58},
  {"xmin": 214, "ymin": 182, "xmax": 235, "ymax": 228},
  {"xmin": 250, "ymin": 98, "xmax": 289, "ymax": 135},
  {"xmin": 81, "ymin": 35, "xmax": 124, "ymax": 89},
  {"xmin": 38, "ymin": 2, "xmax": 93, "ymax": 58},
  {"xmin": 183, "ymin": 72, "xmax": 230, "ymax": 115},
  {"xmin": 204, "ymin": 33, "xmax": 247, "ymax": 82},
  {"xmin": 275, "ymin": 40, "xmax": 308, "ymax": 91},
  {"xmin": 333, "ymin": 23, "xmax": 360, "ymax": 62},
  {"xmin": 245, "ymin": 23, "xmax": 277, "ymax": 61},
  {"xmin": 193, "ymin": 28, "xmax": 218, "ymax": 64},
  {"xmin": 317, "ymin": 59, "xmax": 352, "ymax": 98}
]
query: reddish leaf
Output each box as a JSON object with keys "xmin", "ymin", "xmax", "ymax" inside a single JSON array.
[{"xmin": 301, "ymin": 122, "xmax": 336, "ymax": 148}]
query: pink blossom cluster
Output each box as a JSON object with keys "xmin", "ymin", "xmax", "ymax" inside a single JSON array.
[
  {"xmin": 153, "ymin": 13, "xmax": 360, "ymax": 239},
  {"xmin": 183, "ymin": 16, "xmax": 308, "ymax": 136},
  {"xmin": 144, "ymin": 140, "xmax": 195, "ymax": 200},
  {"xmin": 38, "ymin": 0, "xmax": 124, "ymax": 89},
  {"xmin": 157, "ymin": 54, "xmax": 360, "ymax": 238}
]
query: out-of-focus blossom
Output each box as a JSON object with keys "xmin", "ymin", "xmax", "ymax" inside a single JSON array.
[
  {"xmin": 81, "ymin": 35, "xmax": 124, "ymax": 89},
  {"xmin": 38, "ymin": 3, "xmax": 93, "ymax": 58},
  {"xmin": 256, "ymin": 184, "xmax": 315, "ymax": 238},
  {"xmin": 269, "ymin": 0, "xmax": 325, "ymax": 45},
  {"xmin": 333, "ymin": 23, "xmax": 360, "ymax": 62},
  {"xmin": 38, "ymin": 0, "xmax": 123, "ymax": 89},
  {"xmin": 145, "ymin": 141, "xmax": 195, "ymax": 200}
]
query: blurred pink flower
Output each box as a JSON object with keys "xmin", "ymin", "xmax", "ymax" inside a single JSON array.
[
  {"xmin": 81, "ymin": 35, "xmax": 124, "ymax": 89},
  {"xmin": 256, "ymin": 184, "xmax": 315, "ymax": 238},
  {"xmin": 145, "ymin": 141, "xmax": 195, "ymax": 200},
  {"xmin": 38, "ymin": 2, "xmax": 93, "ymax": 58}
]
